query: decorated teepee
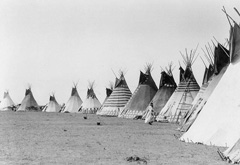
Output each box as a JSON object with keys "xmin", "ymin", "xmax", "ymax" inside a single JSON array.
[
  {"xmin": 156, "ymin": 49, "xmax": 200, "ymax": 123},
  {"xmin": 179, "ymin": 43, "xmax": 229, "ymax": 132},
  {"xmin": 97, "ymin": 71, "xmax": 132, "ymax": 116},
  {"xmin": 62, "ymin": 83, "xmax": 82, "ymax": 113},
  {"xmin": 179, "ymin": 21, "xmax": 240, "ymax": 147},
  {"xmin": 80, "ymin": 81, "xmax": 101, "ymax": 114},
  {"xmin": 17, "ymin": 87, "xmax": 40, "ymax": 111},
  {"xmin": 142, "ymin": 64, "xmax": 177, "ymax": 119},
  {"xmin": 119, "ymin": 64, "xmax": 158, "ymax": 119},
  {"xmin": 0, "ymin": 91, "xmax": 15, "ymax": 111},
  {"xmin": 42, "ymin": 94, "xmax": 61, "ymax": 112}
]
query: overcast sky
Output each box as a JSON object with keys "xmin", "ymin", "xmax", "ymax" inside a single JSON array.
[{"xmin": 0, "ymin": 0, "xmax": 239, "ymax": 105}]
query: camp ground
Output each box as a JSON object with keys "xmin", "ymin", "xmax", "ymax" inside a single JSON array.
[{"xmin": 1, "ymin": 2, "xmax": 240, "ymax": 164}]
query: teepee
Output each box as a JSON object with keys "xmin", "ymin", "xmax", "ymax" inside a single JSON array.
[
  {"xmin": 179, "ymin": 22, "xmax": 240, "ymax": 147},
  {"xmin": 101, "ymin": 82, "xmax": 114, "ymax": 106},
  {"xmin": 97, "ymin": 71, "xmax": 132, "ymax": 116},
  {"xmin": 80, "ymin": 82, "xmax": 101, "ymax": 114},
  {"xmin": 223, "ymin": 137, "xmax": 240, "ymax": 163},
  {"xmin": 142, "ymin": 64, "xmax": 177, "ymax": 119},
  {"xmin": 179, "ymin": 43, "xmax": 229, "ymax": 132},
  {"xmin": 17, "ymin": 87, "xmax": 40, "ymax": 111},
  {"xmin": 42, "ymin": 94, "xmax": 61, "ymax": 112},
  {"xmin": 0, "ymin": 91, "xmax": 15, "ymax": 111},
  {"xmin": 62, "ymin": 84, "xmax": 82, "ymax": 113},
  {"xmin": 119, "ymin": 64, "xmax": 158, "ymax": 119},
  {"xmin": 156, "ymin": 49, "xmax": 200, "ymax": 123}
]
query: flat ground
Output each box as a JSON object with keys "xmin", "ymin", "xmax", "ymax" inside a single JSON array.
[{"xmin": 0, "ymin": 111, "xmax": 228, "ymax": 165}]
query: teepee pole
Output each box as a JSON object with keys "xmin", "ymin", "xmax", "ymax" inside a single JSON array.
[{"xmin": 234, "ymin": 7, "xmax": 240, "ymax": 17}]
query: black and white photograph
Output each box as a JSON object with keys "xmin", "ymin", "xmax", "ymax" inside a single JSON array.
[{"xmin": 0, "ymin": 0, "xmax": 239, "ymax": 164}]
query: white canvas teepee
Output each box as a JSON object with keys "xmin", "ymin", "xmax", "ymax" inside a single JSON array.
[
  {"xmin": 223, "ymin": 138, "xmax": 240, "ymax": 163},
  {"xmin": 97, "ymin": 71, "xmax": 132, "ymax": 116},
  {"xmin": 156, "ymin": 50, "xmax": 200, "ymax": 123},
  {"xmin": 43, "ymin": 94, "xmax": 61, "ymax": 112},
  {"xmin": 17, "ymin": 87, "xmax": 40, "ymax": 111},
  {"xmin": 179, "ymin": 43, "xmax": 229, "ymax": 132},
  {"xmin": 180, "ymin": 23, "xmax": 240, "ymax": 147},
  {"xmin": 142, "ymin": 64, "xmax": 177, "ymax": 120},
  {"xmin": 62, "ymin": 84, "xmax": 82, "ymax": 113},
  {"xmin": 0, "ymin": 91, "xmax": 15, "ymax": 111},
  {"xmin": 119, "ymin": 64, "xmax": 158, "ymax": 119},
  {"xmin": 80, "ymin": 82, "xmax": 101, "ymax": 114}
]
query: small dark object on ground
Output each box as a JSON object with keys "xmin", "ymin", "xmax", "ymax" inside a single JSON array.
[
  {"xmin": 126, "ymin": 155, "xmax": 147, "ymax": 164},
  {"xmin": 64, "ymin": 129, "xmax": 67, "ymax": 132},
  {"xmin": 97, "ymin": 122, "xmax": 101, "ymax": 125},
  {"xmin": 83, "ymin": 116, "xmax": 87, "ymax": 119},
  {"xmin": 148, "ymin": 121, "xmax": 153, "ymax": 125}
]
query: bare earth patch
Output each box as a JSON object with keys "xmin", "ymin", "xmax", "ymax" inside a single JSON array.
[{"xmin": 0, "ymin": 112, "xmax": 228, "ymax": 165}]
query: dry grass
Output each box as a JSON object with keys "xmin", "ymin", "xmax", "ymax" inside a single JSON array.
[{"xmin": 0, "ymin": 112, "xmax": 228, "ymax": 165}]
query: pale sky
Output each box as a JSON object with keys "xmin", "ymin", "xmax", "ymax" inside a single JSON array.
[{"xmin": 0, "ymin": 0, "xmax": 239, "ymax": 105}]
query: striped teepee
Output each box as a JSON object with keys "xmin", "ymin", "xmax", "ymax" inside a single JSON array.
[
  {"xmin": 156, "ymin": 49, "xmax": 200, "ymax": 123},
  {"xmin": 97, "ymin": 71, "xmax": 132, "ymax": 116}
]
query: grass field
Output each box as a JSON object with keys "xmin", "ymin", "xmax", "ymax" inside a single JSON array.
[{"xmin": 0, "ymin": 111, "xmax": 228, "ymax": 165}]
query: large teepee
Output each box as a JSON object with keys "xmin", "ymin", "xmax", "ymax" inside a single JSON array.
[
  {"xmin": 17, "ymin": 87, "xmax": 40, "ymax": 111},
  {"xmin": 179, "ymin": 43, "xmax": 229, "ymax": 132},
  {"xmin": 80, "ymin": 82, "xmax": 101, "ymax": 114},
  {"xmin": 156, "ymin": 49, "xmax": 200, "ymax": 123},
  {"xmin": 97, "ymin": 71, "xmax": 132, "ymax": 116},
  {"xmin": 179, "ymin": 22, "xmax": 240, "ymax": 147},
  {"xmin": 142, "ymin": 64, "xmax": 177, "ymax": 119},
  {"xmin": 62, "ymin": 84, "xmax": 82, "ymax": 113},
  {"xmin": 119, "ymin": 64, "xmax": 158, "ymax": 119},
  {"xmin": 0, "ymin": 91, "xmax": 15, "ymax": 111},
  {"xmin": 42, "ymin": 94, "xmax": 61, "ymax": 112}
]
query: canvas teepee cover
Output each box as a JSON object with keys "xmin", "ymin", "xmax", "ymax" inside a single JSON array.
[
  {"xmin": 156, "ymin": 51, "xmax": 200, "ymax": 123},
  {"xmin": 223, "ymin": 138, "xmax": 240, "ymax": 163},
  {"xmin": 97, "ymin": 72, "xmax": 132, "ymax": 116},
  {"xmin": 119, "ymin": 64, "xmax": 158, "ymax": 118},
  {"xmin": 0, "ymin": 91, "xmax": 15, "ymax": 111},
  {"xmin": 179, "ymin": 44, "xmax": 229, "ymax": 132},
  {"xmin": 179, "ymin": 23, "xmax": 240, "ymax": 147},
  {"xmin": 101, "ymin": 83, "xmax": 113, "ymax": 106},
  {"xmin": 17, "ymin": 87, "xmax": 40, "ymax": 111},
  {"xmin": 80, "ymin": 82, "xmax": 101, "ymax": 114},
  {"xmin": 142, "ymin": 65, "xmax": 177, "ymax": 119},
  {"xmin": 43, "ymin": 95, "xmax": 61, "ymax": 112},
  {"xmin": 62, "ymin": 84, "xmax": 82, "ymax": 113}
]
